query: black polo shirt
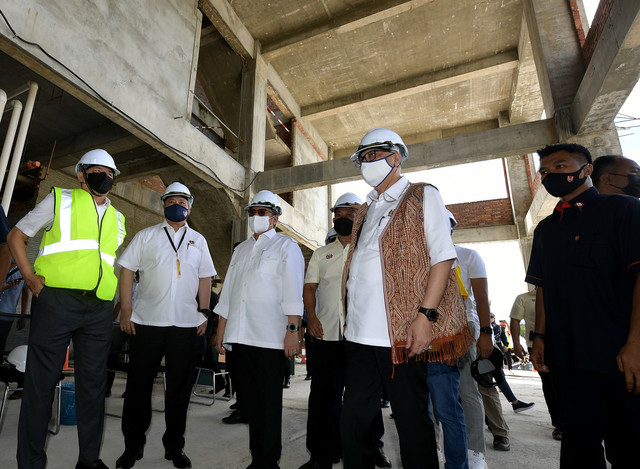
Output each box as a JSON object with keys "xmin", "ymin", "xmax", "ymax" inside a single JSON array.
[{"xmin": 525, "ymin": 187, "xmax": 640, "ymax": 375}]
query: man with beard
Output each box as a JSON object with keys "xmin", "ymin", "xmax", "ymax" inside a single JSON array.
[
  {"xmin": 8, "ymin": 150, "xmax": 126, "ymax": 469},
  {"xmin": 300, "ymin": 193, "xmax": 391, "ymax": 469},
  {"xmin": 528, "ymin": 143, "xmax": 640, "ymax": 467}
]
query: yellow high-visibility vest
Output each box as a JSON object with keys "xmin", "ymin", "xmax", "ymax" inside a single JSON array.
[{"xmin": 34, "ymin": 187, "xmax": 126, "ymax": 301}]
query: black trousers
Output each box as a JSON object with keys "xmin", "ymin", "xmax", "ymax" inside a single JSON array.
[
  {"xmin": 233, "ymin": 343, "xmax": 285, "ymax": 469},
  {"xmin": 121, "ymin": 324, "xmax": 197, "ymax": 453},
  {"xmin": 528, "ymin": 346, "xmax": 563, "ymax": 431},
  {"xmin": 17, "ymin": 286, "xmax": 112, "ymax": 469},
  {"xmin": 552, "ymin": 366, "xmax": 640, "ymax": 469},
  {"xmin": 341, "ymin": 341, "xmax": 437, "ymax": 469},
  {"xmin": 306, "ymin": 339, "xmax": 385, "ymax": 464}
]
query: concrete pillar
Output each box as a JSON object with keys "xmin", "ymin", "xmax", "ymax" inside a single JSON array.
[
  {"xmin": 236, "ymin": 43, "xmax": 268, "ymax": 243},
  {"xmin": 524, "ymin": 0, "xmax": 585, "ymax": 129},
  {"xmin": 505, "ymin": 155, "xmax": 533, "ymax": 239}
]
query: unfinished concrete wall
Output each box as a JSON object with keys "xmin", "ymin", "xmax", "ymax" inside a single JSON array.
[
  {"xmin": 0, "ymin": 0, "xmax": 245, "ymax": 189},
  {"xmin": 290, "ymin": 121, "xmax": 329, "ymax": 248}
]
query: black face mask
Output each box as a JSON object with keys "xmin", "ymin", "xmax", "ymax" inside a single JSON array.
[
  {"xmin": 333, "ymin": 217, "xmax": 353, "ymax": 237},
  {"xmin": 541, "ymin": 165, "xmax": 587, "ymax": 198},
  {"xmin": 85, "ymin": 172, "xmax": 114, "ymax": 195},
  {"xmin": 611, "ymin": 174, "xmax": 640, "ymax": 197}
]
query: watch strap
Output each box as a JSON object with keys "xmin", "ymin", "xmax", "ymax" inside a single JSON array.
[{"xmin": 479, "ymin": 326, "xmax": 493, "ymax": 335}]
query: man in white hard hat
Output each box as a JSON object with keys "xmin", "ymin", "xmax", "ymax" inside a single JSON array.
[
  {"xmin": 215, "ymin": 190, "xmax": 304, "ymax": 469},
  {"xmin": 341, "ymin": 128, "xmax": 471, "ymax": 468},
  {"xmin": 7, "ymin": 149, "xmax": 126, "ymax": 469},
  {"xmin": 301, "ymin": 193, "xmax": 391, "ymax": 469},
  {"xmin": 116, "ymin": 182, "xmax": 216, "ymax": 469}
]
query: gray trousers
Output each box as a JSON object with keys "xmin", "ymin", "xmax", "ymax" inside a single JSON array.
[
  {"xmin": 17, "ymin": 286, "xmax": 112, "ymax": 469},
  {"xmin": 479, "ymin": 385, "xmax": 510, "ymax": 437},
  {"xmin": 457, "ymin": 322, "xmax": 486, "ymax": 454}
]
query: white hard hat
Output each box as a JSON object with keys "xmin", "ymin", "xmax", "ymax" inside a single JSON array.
[
  {"xmin": 161, "ymin": 182, "xmax": 193, "ymax": 206},
  {"xmin": 245, "ymin": 190, "xmax": 282, "ymax": 216},
  {"xmin": 331, "ymin": 192, "xmax": 362, "ymax": 212},
  {"xmin": 350, "ymin": 128, "xmax": 409, "ymax": 168},
  {"xmin": 7, "ymin": 345, "xmax": 28, "ymax": 373},
  {"xmin": 446, "ymin": 209, "xmax": 458, "ymax": 229},
  {"xmin": 75, "ymin": 149, "xmax": 120, "ymax": 176},
  {"xmin": 325, "ymin": 228, "xmax": 338, "ymax": 245}
]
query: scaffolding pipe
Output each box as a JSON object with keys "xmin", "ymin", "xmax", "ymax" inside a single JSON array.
[
  {"xmin": 0, "ymin": 100, "xmax": 23, "ymax": 190},
  {"xmin": 1, "ymin": 81, "xmax": 38, "ymax": 214},
  {"xmin": 0, "ymin": 89, "xmax": 6, "ymax": 122}
]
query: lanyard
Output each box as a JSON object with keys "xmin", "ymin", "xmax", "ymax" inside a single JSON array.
[{"xmin": 164, "ymin": 226, "xmax": 187, "ymax": 277}]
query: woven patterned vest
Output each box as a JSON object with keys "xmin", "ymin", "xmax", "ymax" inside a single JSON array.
[{"xmin": 343, "ymin": 183, "xmax": 473, "ymax": 365}]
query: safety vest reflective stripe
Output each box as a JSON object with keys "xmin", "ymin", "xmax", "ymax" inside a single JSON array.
[
  {"xmin": 38, "ymin": 239, "xmax": 99, "ymax": 257},
  {"xmin": 115, "ymin": 211, "xmax": 125, "ymax": 247},
  {"xmin": 101, "ymin": 252, "xmax": 116, "ymax": 266}
]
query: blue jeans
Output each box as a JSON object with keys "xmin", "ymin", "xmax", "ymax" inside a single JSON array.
[{"xmin": 427, "ymin": 361, "xmax": 469, "ymax": 469}]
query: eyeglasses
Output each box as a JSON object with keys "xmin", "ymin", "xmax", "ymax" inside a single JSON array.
[
  {"xmin": 358, "ymin": 148, "xmax": 395, "ymax": 164},
  {"xmin": 248, "ymin": 208, "xmax": 273, "ymax": 216}
]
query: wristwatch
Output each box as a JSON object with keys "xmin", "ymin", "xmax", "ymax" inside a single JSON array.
[
  {"xmin": 198, "ymin": 308, "xmax": 212, "ymax": 318},
  {"xmin": 479, "ymin": 326, "xmax": 493, "ymax": 335},
  {"xmin": 529, "ymin": 331, "xmax": 546, "ymax": 341},
  {"xmin": 418, "ymin": 307, "xmax": 439, "ymax": 322},
  {"xmin": 286, "ymin": 323, "xmax": 300, "ymax": 333}
]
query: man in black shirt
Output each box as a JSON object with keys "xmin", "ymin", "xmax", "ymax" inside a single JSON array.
[{"xmin": 526, "ymin": 143, "xmax": 640, "ymax": 468}]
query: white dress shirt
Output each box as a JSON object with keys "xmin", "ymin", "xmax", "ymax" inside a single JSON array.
[
  {"xmin": 345, "ymin": 176, "xmax": 456, "ymax": 347},
  {"xmin": 117, "ymin": 220, "xmax": 216, "ymax": 327},
  {"xmin": 304, "ymin": 239, "xmax": 350, "ymax": 341},
  {"xmin": 454, "ymin": 245, "xmax": 486, "ymax": 337},
  {"xmin": 214, "ymin": 229, "xmax": 304, "ymax": 350}
]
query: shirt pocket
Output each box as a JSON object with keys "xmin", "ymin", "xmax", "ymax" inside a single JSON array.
[{"xmin": 257, "ymin": 252, "xmax": 280, "ymax": 274}]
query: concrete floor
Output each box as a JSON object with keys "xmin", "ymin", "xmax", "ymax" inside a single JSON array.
[{"xmin": 0, "ymin": 365, "xmax": 565, "ymax": 469}]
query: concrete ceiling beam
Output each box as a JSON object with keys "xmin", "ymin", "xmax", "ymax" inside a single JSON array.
[
  {"xmin": 254, "ymin": 118, "xmax": 557, "ymax": 193},
  {"xmin": 45, "ymin": 123, "xmax": 142, "ymax": 170},
  {"xmin": 199, "ymin": 0, "xmax": 255, "ymax": 60},
  {"xmin": 302, "ymin": 51, "xmax": 519, "ymax": 121},
  {"xmin": 452, "ymin": 225, "xmax": 519, "ymax": 244},
  {"xmin": 572, "ymin": 0, "xmax": 640, "ymax": 134},
  {"xmin": 262, "ymin": 0, "xmax": 436, "ymax": 61},
  {"xmin": 524, "ymin": 0, "xmax": 585, "ymax": 120}
]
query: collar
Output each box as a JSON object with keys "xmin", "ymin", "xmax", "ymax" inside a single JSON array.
[
  {"xmin": 553, "ymin": 186, "xmax": 598, "ymax": 213},
  {"xmin": 161, "ymin": 219, "xmax": 189, "ymax": 232},
  {"xmin": 255, "ymin": 228, "xmax": 276, "ymax": 241},
  {"xmin": 366, "ymin": 176, "xmax": 409, "ymax": 204}
]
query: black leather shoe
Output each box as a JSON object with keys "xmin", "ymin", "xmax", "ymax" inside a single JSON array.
[
  {"xmin": 298, "ymin": 459, "xmax": 331, "ymax": 469},
  {"xmin": 164, "ymin": 449, "xmax": 192, "ymax": 468},
  {"xmin": 222, "ymin": 409, "xmax": 248, "ymax": 424},
  {"xmin": 76, "ymin": 460, "xmax": 109, "ymax": 469},
  {"xmin": 374, "ymin": 447, "xmax": 392, "ymax": 468},
  {"xmin": 115, "ymin": 449, "xmax": 143, "ymax": 469},
  {"xmin": 493, "ymin": 435, "xmax": 511, "ymax": 451}
]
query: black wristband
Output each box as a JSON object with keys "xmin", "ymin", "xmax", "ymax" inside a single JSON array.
[
  {"xmin": 529, "ymin": 331, "xmax": 545, "ymax": 341},
  {"xmin": 479, "ymin": 326, "xmax": 493, "ymax": 335},
  {"xmin": 199, "ymin": 308, "xmax": 212, "ymax": 318}
]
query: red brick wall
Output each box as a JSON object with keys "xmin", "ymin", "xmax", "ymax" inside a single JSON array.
[
  {"xmin": 580, "ymin": 0, "xmax": 615, "ymax": 65},
  {"xmin": 446, "ymin": 199, "xmax": 514, "ymax": 228}
]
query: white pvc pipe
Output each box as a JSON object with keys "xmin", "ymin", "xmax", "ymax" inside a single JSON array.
[
  {"xmin": 2, "ymin": 82, "xmax": 38, "ymax": 215},
  {"xmin": 0, "ymin": 100, "xmax": 23, "ymax": 191},
  {"xmin": 0, "ymin": 90, "xmax": 7, "ymax": 124}
]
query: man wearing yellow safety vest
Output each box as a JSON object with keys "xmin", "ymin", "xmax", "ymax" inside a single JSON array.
[{"xmin": 8, "ymin": 149, "xmax": 126, "ymax": 469}]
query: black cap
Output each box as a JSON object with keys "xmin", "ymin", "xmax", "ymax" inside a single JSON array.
[{"xmin": 471, "ymin": 347, "xmax": 505, "ymax": 388}]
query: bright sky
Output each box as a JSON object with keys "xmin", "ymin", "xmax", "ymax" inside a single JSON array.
[{"xmin": 332, "ymin": 0, "xmax": 639, "ymax": 320}]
